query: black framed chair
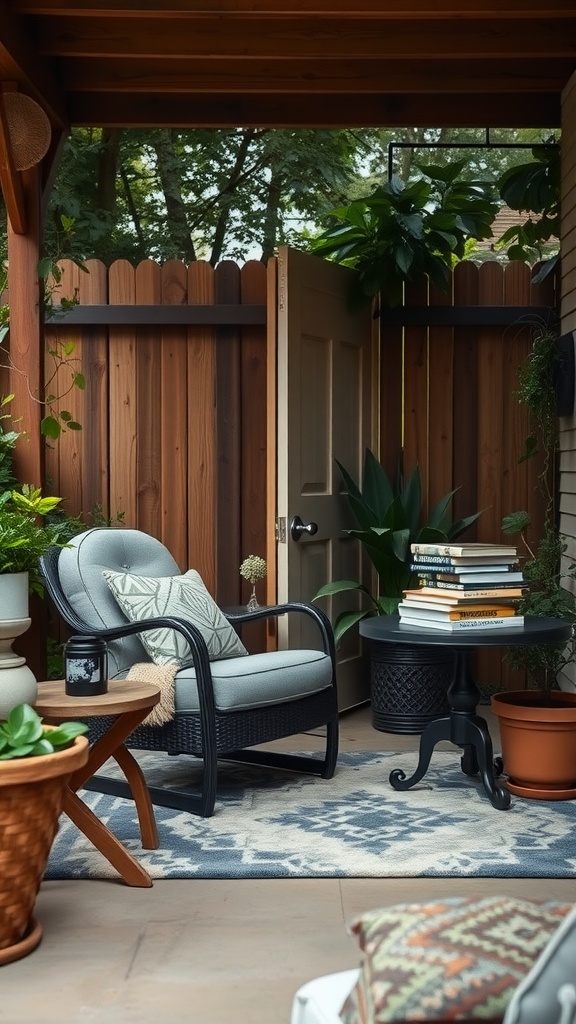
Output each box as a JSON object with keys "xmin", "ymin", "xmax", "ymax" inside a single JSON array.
[{"xmin": 40, "ymin": 528, "xmax": 339, "ymax": 817}]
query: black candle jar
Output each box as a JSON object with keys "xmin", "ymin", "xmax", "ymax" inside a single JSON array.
[{"xmin": 64, "ymin": 635, "xmax": 108, "ymax": 696}]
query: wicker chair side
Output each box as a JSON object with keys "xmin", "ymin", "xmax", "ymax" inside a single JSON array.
[{"xmin": 85, "ymin": 688, "xmax": 337, "ymax": 757}]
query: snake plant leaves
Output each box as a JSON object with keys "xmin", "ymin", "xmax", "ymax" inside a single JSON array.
[{"xmin": 313, "ymin": 449, "xmax": 484, "ymax": 645}]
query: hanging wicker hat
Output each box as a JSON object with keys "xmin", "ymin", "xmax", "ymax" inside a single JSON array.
[{"xmin": 1, "ymin": 91, "xmax": 51, "ymax": 170}]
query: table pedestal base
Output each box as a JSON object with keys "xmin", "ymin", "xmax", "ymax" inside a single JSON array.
[{"xmin": 389, "ymin": 649, "xmax": 510, "ymax": 810}]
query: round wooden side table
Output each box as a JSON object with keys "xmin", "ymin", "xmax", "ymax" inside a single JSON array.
[{"xmin": 35, "ymin": 679, "xmax": 161, "ymax": 888}]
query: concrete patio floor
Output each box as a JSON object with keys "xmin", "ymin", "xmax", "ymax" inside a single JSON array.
[{"xmin": 2, "ymin": 705, "xmax": 574, "ymax": 1023}]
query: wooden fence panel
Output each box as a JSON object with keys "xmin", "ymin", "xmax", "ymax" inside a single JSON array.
[
  {"xmin": 45, "ymin": 258, "xmax": 268, "ymax": 635},
  {"xmin": 379, "ymin": 260, "xmax": 555, "ymax": 692},
  {"xmin": 134, "ymin": 259, "xmax": 162, "ymax": 540},
  {"xmin": 42, "ymin": 256, "xmax": 556, "ymax": 678},
  {"xmin": 160, "ymin": 260, "xmax": 189, "ymax": 567},
  {"xmin": 108, "ymin": 260, "xmax": 138, "ymax": 527},
  {"xmin": 187, "ymin": 262, "xmax": 217, "ymax": 594},
  {"xmin": 427, "ymin": 278, "xmax": 454, "ymax": 510}
]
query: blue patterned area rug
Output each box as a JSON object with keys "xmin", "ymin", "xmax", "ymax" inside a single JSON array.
[{"xmin": 45, "ymin": 751, "xmax": 576, "ymax": 881}]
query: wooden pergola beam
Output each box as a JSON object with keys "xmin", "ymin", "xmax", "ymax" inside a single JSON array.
[
  {"xmin": 0, "ymin": 83, "xmax": 26, "ymax": 234},
  {"xmin": 0, "ymin": 0, "xmax": 68, "ymax": 127},
  {"xmin": 68, "ymin": 91, "xmax": 561, "ymax": 130},
  {"xmin": 12, "ymin": 0, "xmax": 576, "ymax": 16}
]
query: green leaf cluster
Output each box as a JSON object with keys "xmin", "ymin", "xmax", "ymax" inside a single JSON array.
[
  {"xmin": 313, "ymin": 449, "xmax": 483, "ymax": 644},
  {"xmin": 0, "ymin": 485, "xmax": 65, "ymax": 593},
  {"xmin": 496, "ymin": 141, "xmax": 560, "ymax": 281},
  {"xmin": 0, "ymin": 703, "xmax": 88, "ymax": 760},
  {"xmin": 311, "ymin": 162, "xmax": 498, "ymax": 308},
  {"xmin": 501, "ymin": 327, "xmax": 576, "ymax": 690}
]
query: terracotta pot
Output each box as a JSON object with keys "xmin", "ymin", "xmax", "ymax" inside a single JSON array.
[
  {"xmin": 0, "ymin": 731, "xmax": 89, "ymax": 965},
  {"xmin": 491, "ymin": 689, "xmax": 576, "ymax": 799}
]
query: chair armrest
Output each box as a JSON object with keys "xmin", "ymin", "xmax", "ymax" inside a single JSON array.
[
  {"xmin": 73, "ymin": 616, "xmax": 217, "ymax": 717},
  {"xmin": 225, "ymin": 602, "xmax": 336, "ymax": 661}
]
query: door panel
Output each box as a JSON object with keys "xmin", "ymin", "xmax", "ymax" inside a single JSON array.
[{"xmin": 274, "ymin": 247, "xmax": 376, "ymax": 711}]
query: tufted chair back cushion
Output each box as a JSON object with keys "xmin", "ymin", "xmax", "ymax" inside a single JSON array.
[{"xmin": 58, "ymin": 527, "xmax": 180, "ymax": 678}]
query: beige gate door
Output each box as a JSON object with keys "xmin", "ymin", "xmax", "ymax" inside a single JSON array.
[{"xmin": 271, "ymin": 246, "xmax": 376, "ymax": 711}]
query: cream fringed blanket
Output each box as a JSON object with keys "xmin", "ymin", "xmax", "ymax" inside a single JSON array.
[{"xmin": 126, "ymin": 662, "xmax": 178, "ymax": 726}]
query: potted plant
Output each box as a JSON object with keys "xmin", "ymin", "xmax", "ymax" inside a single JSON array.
[
  {"xmin": 311, "ymin": 160, "xmax": 498, "ymax": 310},
  {"xmin": 313, "ymin": 449, "xmax": 483, "ymax": 733},
  {"xmin": 491, "ymin": 324, "xmax": 576, "ymax": 799},
  {"xmin": 0, "ymin": 483, "xmax": 65, "ymax": 715},
  {"xmin": 0, "ymin": 702, "xmax": 88, "ymax": 964}
]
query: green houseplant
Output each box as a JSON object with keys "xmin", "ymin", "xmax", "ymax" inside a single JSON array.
[
  {"xmin": 313, "ymin": 449, "xmax": 483, "ymax": 734},
  {"xmin": 311, "ymin": 161, "xmax": 498, "ymax": 309},
  {"xmin": 313, "ymin": 448, "xmax": 483, "ymax": 645},
  {"xmin": 0, "ymin": 703, "xmax": 88, "ymax": 964},
  {"xmin": 0, "ymin": 484, "xmax": 67, "ymax": 715},
  {"xmin": 491, "ymin": 324, "xmax": 576, "ymax": 799}
]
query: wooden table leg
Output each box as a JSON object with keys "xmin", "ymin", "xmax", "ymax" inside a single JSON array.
[
  {"xmin": 113, "ymin": 745, "xmax": 159, "ymax": 849},
  {"xmin": 63, "ymin": 790, "xmax": 153, "ymax": 888},
  {"xmin": 69, "ymin": 708, "xmax": 160, "ymax": 850}
]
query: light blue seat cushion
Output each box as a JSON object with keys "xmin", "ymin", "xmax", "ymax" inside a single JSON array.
[
  {"xmin": 58, "ymin": 527, "xmax": 333, "ymax": 713},
  {"xmin": 171, "ymin": 649, "xmax": 332, "ymax": 713}
]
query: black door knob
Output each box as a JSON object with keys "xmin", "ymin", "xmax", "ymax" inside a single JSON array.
[{"xmin": 290, "ymin": 515, "xmax": 319, "ymax": 541}]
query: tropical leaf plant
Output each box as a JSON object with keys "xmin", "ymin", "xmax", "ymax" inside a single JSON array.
[
  {"xmin": 496, "ymin": 139, "xmax": 560, "ymax": 283},
  {"xmin": 311, "ymin": 161, "xmax": 498, "ymax": 308},
  {"xmin": 313, "ymin": 449, "xmax": 484, "ymax": 644}
]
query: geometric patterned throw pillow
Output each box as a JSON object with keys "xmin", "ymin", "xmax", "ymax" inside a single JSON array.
[
  {"xmin": 339, "ymin": 896, "xmax": 572, "ymax": 1024},
  {"xmin": 103, "ymin": 569, "xmax": 248, "ymax": 667}
]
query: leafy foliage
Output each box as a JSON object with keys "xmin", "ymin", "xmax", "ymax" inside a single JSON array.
[
  {"xmin": 496, "ymin": 139, "xmax": 560, "ymax": 281},
  {"xmin": 501, "ymin": 327, "xmax": 576, "ymax": 690},
  {"xmin": 313, "ymin": 449, "xmax": 483, "ymax": 644},
  {"xmin": 310, "ymin": 161, "xmax": 498, "ymax": 308},
  {"xmin": 0, "ymin": 485, "xmax": 66, "ymax": 593},
  {"xmin": 1, "ymin": 239, "xmax": 86, "ymax": 440},
  {"xmin": 0, "ymin": 703, "xmax": 87, "ymax": 760}
]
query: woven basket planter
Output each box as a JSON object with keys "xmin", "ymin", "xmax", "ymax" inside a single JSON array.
[{"xmin": 0, "ymin": 732, "xmax": 89, "ymax": 965}]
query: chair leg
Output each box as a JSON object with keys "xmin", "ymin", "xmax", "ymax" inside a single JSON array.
[
  {"xmin": 223, "ymin": 719, "xmax": 339, "ymax": 779},
  {"xmin": 83, "ymin": 743, "xmax": 219, "ymax": 818}
]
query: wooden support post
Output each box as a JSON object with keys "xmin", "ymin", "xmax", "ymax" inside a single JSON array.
[
  {"xmin": 7, "ymin": 162, "xmax": 47, "ymax": 681},
  {"xmin": 7, "ymin": 163, "xmax": 43, "ymax": 487}
]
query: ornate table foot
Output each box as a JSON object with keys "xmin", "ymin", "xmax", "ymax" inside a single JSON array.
[
  {"xmin": 456, "ymin": 717, "xmax": 510, "ymax": 809},
  {"xmin": 389, "ymin": 716, "xmax": 450, "ymax": 791}
]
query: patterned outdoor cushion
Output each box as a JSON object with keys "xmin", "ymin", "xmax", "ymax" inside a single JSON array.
[
  {"xmin": 103, "ymin": 569, "xmax": 248, "ymax": 666},
  {"xmin": 503, "ymin": 902, "xmax": 576, "ymax": 1024},
  {"xmin": 339, "ymin": 896, "xmax": 572, "ymax": 1023}
]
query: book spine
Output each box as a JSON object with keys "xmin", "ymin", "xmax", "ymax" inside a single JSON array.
[
  {"xmin": 416, "ymin": 585, "xmax": 520, "ymax": 593},
  {"xmin": 411, "ymin": 543, "xmax": 517, "ymax": 558},
  {"xmin": 399, "ymin": 604, "xmax": 517, "ymax": 620},
  {"xmin": 399, "ymin": 615, "xmax": 524, "ymax": 630},
  {"xmin": 418, "ymin": 587, "xmax": 525, "ymax": 599},
  {"xmin": 407, "ymin": 565, "xmax": 516, "ymax": 573},
  {"xmin": 412, "ymin": 554, "xmax": 458, "ymax": 565},
  {"xmin": 417, "ymin": 573, "xmax": 523, "ymax": 584}
]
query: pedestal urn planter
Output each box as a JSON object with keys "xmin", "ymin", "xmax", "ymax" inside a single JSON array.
[
  {"xmin": 0, "ymin": 730, "xmax": 89, "ymax": 965},
  {"xmin": 491, "ymin": 689, "xmax": 576, "ymax": 799},
  {"xmin": 0, "ymin": 572, "xmax": 37, "ymax": 718}
]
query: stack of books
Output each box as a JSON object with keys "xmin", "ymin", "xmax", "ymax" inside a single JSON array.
[{"xmin": 398, "ymin": 542, "xmax": 526, "ymax": 631}]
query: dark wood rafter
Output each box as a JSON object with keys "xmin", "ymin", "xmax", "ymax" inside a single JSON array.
[{"xmin": 0, "ymin": 0, "xmax": 573, "ymax": 130}]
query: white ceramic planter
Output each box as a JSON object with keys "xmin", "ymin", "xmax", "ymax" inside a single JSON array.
[{"xmin": 0, "ymin": 572, "xmax": 37, "ymax": 718}]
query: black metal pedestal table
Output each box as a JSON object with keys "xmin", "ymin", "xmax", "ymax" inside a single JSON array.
[{"xmin": 359, "ymin": 614, "xmax": 573, "ymax": 810}]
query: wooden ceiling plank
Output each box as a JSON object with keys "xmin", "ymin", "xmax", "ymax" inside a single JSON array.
[
  {"xmin": 36, "ymin": 17, "xmax": 576, "ymax": 61},
  {"xmin": 59, "ymin": 56, "xmax": 574, "ymax": 94},
  {"xmin": 0, "ymin": 86, "xmax": 27, "ymax": 233},
  {"xmin": 0, "ymin": 0, "xmax": 68, "ymax": 126},
  {"xmin": 67, "ymin": 90, "xmax": 561, "ymax": 129},
  {"xmin": 11, "ymin": 0, "xmax": 576, "ymax": 17}
]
